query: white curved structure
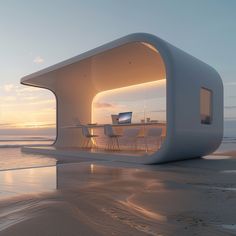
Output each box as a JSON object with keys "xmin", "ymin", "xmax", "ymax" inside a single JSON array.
[{"xmin": 21, "ymin": 33, "xmax": 223, "ymax": 164}]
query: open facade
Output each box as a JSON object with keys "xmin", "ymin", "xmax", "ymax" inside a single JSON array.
[{"xmin": 21, "ymin": 33, "xmax": 223, "ymax": 164}]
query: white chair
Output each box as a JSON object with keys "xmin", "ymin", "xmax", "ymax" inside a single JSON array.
[
  {"xmin": 122, "ymin": 128, "xmax": 140, "ymax": 150},
  {"xmin": 104, "ymin": 125, "xmax": 122, "ymax": 150},
  {"xmin": 146, "ymin": 127, "xmax": 162, "ymax": 151},
  {"xmin": 81, "ymin": 125, "xmax": 98, "ymax": 148},
  {"xmin": 136, "ymin": 127, "xmax": 147, "ymax": 150}
]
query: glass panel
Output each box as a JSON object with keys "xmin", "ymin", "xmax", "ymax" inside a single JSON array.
[
  {"xmin": 92, "ymin": 79, "xmax": 166, "ymax": 153},
  {"xmin": 200, "ymin": 88, "xmax": 212, "ymax": 124},
  {"xmin": 92, "ymin": 80, "xmax": 166, "ymax": 124}
]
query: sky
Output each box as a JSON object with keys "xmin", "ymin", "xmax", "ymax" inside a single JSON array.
[{"xmin": 0, "ymin": 0, "xmax": 235, "ymax": 137}]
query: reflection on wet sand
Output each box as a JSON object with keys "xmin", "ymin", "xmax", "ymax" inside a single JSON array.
[
  {"xmin": 119, "ymin": 193, "xmax": 166, "ymax": 221},
  {"xmin": 1, "ymin": 153, "xmax": 236, "ymax": 235},
  {"xmin": 0, "ymin": 166, "xmax": 57, "ymax": 199}
]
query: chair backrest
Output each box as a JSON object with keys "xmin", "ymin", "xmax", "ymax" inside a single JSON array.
[
  {"xmin": 104, "ymin": 125, "xmax": 115, "ymax": 137},
  {"xmin": 147, "ymin": 127, "xmax": 162, "ymax": 137},
  {"xmin": 82, "ymin": 126, "xmax": 90, "ymax": 137},
  {"xmin": 123, "ymin": 128, "xmax": 140, "ymax": 138}
]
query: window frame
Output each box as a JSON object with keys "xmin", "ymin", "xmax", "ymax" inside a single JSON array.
[{"xmin": 200, "ymin": 87, "xmax": 213, "ymax": 125}]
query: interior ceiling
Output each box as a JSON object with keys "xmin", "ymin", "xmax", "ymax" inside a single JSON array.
[{"xmin": 24, "ymin": 42, "xmax": 166, "ymax": 92}]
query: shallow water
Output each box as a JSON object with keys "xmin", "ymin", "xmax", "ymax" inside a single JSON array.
[
  {"xmin": 0, "ymin": 139, "xmax": 58, "ymax": 200},
  {"xmin": 221, "ymin": 224, "xmax": 236, "ymax": 231},
  {"xmin": 0, "ymin": 166, "xmax": 57, "ymax": 199},
  {"xmin": 0, "ymin": 135, "xmax": 54, "ymax": 147},
  {"xmin": 0, "ymin": 148, "xmax": 56, "ymax": 171},
  {"xmin": 0, "ymin": 148, "xmax": 236, "ymax": 235}
]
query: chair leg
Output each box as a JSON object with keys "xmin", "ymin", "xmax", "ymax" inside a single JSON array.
[
  {"xmin": 111, "ymin": 137, "xmax": 116, "ymax": 151},
  {"xmin": 82, "ymin": 138, "xmax": 86, "ymax": 148},
  {"xmin": 116, "ymin": 137, "xmax": 120, "ymax": 150},
  {"xmin": 157, "ymin": 137, "xmax": 161, "ymax": 149},
  {"xmin": 106, "ymin": 137, "xmax": 120, "ymax": 151},
  {"xmin": 86, "ymin": 138, "xmax": 90, "ymax": 148},
  {"xmin": 107, "ymin": 138, "xmax": 112, "ymax": 151},
  {"xmin": 111, "ymin": 138, "xmax": 114, "ymax": 150},
  {"xmin": 82, "ymin": 138, "xmax": 88, "ymax": 148},
  {"xmin": 110, "ymin": 138, "xmax": 113, "ymax": 150},
  {"xmin": 110, "ymin": 138, "xmax": 112, "ymax": 150},
  {"xmin": 145, "ymin": 137, "xmax": 148, "ymax": 152},
  {"xmin": 109, "ymin": 138, "xmax": 112, "ymax": 150},
  {"xmin": 80, "ymin": 138, "xmax": 85, "ymax": 148},
  {"xmin": 111, "ymin": 139, "xmax": 113, "ymax": 150}
]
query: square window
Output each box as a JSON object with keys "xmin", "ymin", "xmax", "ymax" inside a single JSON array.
[{"xmin": 200, "ymin": 88, "xmax": 212, "ymax": 124}]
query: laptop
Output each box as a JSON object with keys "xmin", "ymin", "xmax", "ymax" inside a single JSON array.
[{"xmin": 118, "ymin": 112, "xmax": 132, "ymax": 124}]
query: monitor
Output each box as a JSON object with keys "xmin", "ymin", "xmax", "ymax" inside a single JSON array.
[{"xmin": 118, "ymin": 112, "xmax": 132, "ymax": 124}]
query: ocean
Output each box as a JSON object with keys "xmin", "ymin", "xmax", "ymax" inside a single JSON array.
[
  {"xmin": 0, "ymin": 134, "xmax": 54, "ymax": 148},
  {"xmin": 0, "ymin": 135, "xmax": 56, "ymax": 171}
]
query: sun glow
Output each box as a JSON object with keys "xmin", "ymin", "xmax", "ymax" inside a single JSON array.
[{"xmin": 0, "ymin": 84, "xmax": 56, "ymax": 133}]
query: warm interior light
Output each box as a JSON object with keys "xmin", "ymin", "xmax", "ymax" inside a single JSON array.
[
  {"xmin": 92, "ymin": 79, "xmax": 166, "ymax": 124},
  {"xmin": 141, "ymin": 42, "xmax": 159, "ymax": 53}
]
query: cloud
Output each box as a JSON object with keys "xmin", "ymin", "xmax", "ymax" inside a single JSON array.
[
  {"xmin": 0, "ymin": 96, "xmax": 16, "ymax": 102},
  {"xmin": 0, "ymin": 97, "xmax": 55, "ymax": 108},
  {"xmin": 0, "ymin": 84, "xmax": 40, "ymax": 95},
  {"xmin": 21, "ymin": 96, "xmax": 39, "ymax": 101},
  {"xmin": 23, "ymin": 122, "xmax": 56, "ymax": 128},
  {"xmin": 3, "ymin": 84, "xmax": 14, "ymax": 92},
  {"xmin": 94, "ymin": 102, "xmax": 116, "ymax": 109},
  {"xmin": 1, "ymin": 84, "xmax": 41, "ymax": 96},
  {"xmin": 33, "ymin": 56, "xmax": 44, "ymax": 64},
  {"xmin": 0, "ymin": 123, "xmax": 17, "ymax": 127},
  {"xmin": 27, "ymin": 99, "xmax": 55, "ymax": 106},
  {"xmin": 0, "ymin": 122, "xmax": 55, "ymax": 129},
  {"xmin": 15, "ymin": 86, "xmax": 41, "ymax": 94}
]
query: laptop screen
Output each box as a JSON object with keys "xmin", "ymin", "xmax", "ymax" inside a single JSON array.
[{"xmin": 118, "ymin": 112, "xmax": 132, "ymax": 124}]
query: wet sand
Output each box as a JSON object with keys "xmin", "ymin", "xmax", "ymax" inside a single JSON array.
[{"xmin": 0, "ymin": 150, "xmax": 236, "ymax": 235}]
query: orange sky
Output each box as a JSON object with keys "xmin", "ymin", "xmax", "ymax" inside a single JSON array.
[
  {"xmin": 0, "ymin": 80, "xmax": 166, "ymax": 134},
  {"xmin": 0, "ymin": 84, "xmax": 56, "ymax": 130}
]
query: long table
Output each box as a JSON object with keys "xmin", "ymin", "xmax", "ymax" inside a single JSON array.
[{"xmin": 62, "ymin": 122, "xmax": 166, "ymax": 129}]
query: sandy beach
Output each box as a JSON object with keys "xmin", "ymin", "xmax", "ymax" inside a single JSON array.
[
  {"xmin": 1, "ymin": 0, "xmax": 235, "ymax": 235},
  {"xmin": 0, "ymin": 144, "xmax": 235, "ymax": 236}
]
